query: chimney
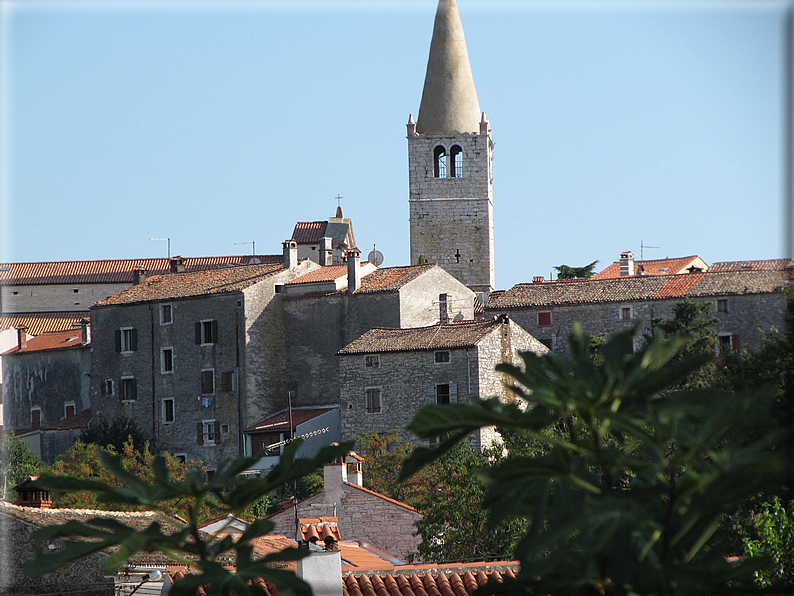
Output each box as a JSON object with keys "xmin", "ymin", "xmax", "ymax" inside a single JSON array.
[
  {"xmin": 619, "ymin": 251, "xmax": 635, "ymax": 277},
  {"xmin": 319, "ymin": 237, "xmax": 333, "ymax": 267},
  {"xmin": 323, "ymin": 457, "xmax": 346, "ymax": 494},
  {"xmin": 345, "ymin": 453, "xmax": 363, "ymax": 487},
  {"xmin": 346, "ymin": 248, "xmax": 361, "ymax": 294},
  {"xmin": 297, "ymin": 551, "xmax": 343, "ymax": 596},
  {"xmin": 75, "ymin": 319, "xmax": 91, "ymax": 345},
  {"xmin": 283, "ymin": 240, "xmax": 298, "ymax": 270},
  {"xmin": 133, "ymin": 266, "xmax": 147, "ymax": 285},
  {"xmin": 170, "ymin": 257, "xmax": 186, "ymax": 273},
  {"xmin": 532, "ymin": 276, "xmax": 544, "ymax": 284},
  {"xmin": 16, "ymin": 325, "xmax": 27, "ymax": 350}
]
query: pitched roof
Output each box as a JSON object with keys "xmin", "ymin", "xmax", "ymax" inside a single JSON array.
[
  {"xmin": 356, "ymin": 265, "xmax": 436, "ymax": 293},
  {"xmin": 299, "ymin": 518, "xmax": 342, "ymax": 543},
  {"xmin": 486, "ymin": 269, "xmax": 792, "ymax": 310},
  {"xmin": 0, "ymin": 256, "xmax": 281, "ymax": 285},
  {"xmin": 291, "ymin": 222, "xmax": 328, "ymax": 244},
  {"xmin": 40, "ymin": 408, "xmax": 92, "ymax": 431},
  {"xmin": 286, "ymin": 265, "xmax": 349, "ymax": 285},
  {"xmin": 2, "ymin": 327, "xmax": 89, "ymax": 355},
  {"xmin": 95, "ymin": 263, "xmax": 285, "ymax": 306},
  {"xmin": 0, "ymin": 312, "xmax": 90, "ymax": 335},
  {"xmin": 338, "ymin": 319, "xmax": 505, "ymax": 355},
  {"xmin": 245, "ymin": 408, "xmax": 336, "ymax": 433},
  {"xmin": 343, "ymin": 568, "xmax": 516, "ymax": 596},
  {"xmin": 708, "ymin": 259, "xmax": 793, "ymax": 273},
  {"xmin": 591, "ymin": 256, "xmax": 705, "ymax": 280}
]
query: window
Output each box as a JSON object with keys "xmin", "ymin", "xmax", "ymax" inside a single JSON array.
[
  {"xmin": 221, "ymin": 371, "xmax": 235, "ymax": 393},
  {"xmin": 72, "ymin": 288, "xmax": 79, "ymax": 294},
  {"xmin": 620, "ymin": 307, "xmax": 632, "ymax": 320},
  {"xmin": 449, "ymin": 145, "xmax": 463, "ymax": 177},
  {"xmin": 434, "ymin": 145, "xmax": 447, "ymax": 178},
  {"xmin": 162, "ymin": 398, "xmax": 174, "ymax": 424},
  {"xmin": 161, "ymin": 304, "xmax": 173, "ymax": 324},
  {"xmin": 120, "ymin": 377, "xmax": 137, "ymax": 401},
  {"xmin": 366, "ymin": 388, "xmax": 382, "ymax": 413},
  {"xmin": 64, "ymin": 402, "xmax": 75, "ymax": 419},
  {"xmin": 252, "ymin": 432, "xmax": 282, "ymax": 456},
  {"xmin": 718, "ymin": 334, "xmax": 740, "ymax": 355},
  {"xmin": 201, "ymin": 370, "xmax": 215, "ymax": 395},
  {"xmin": 31, "ymin": 408, "xmax": 41, "ymax": 429},
  {"xmin": 365, "ymin": 355, "xmax": 380, "ymax": 368},
  {"xmin": 429, "ymin": 383, "xmax": 457, "ymax": 405},
  {"xmin": 435, "ymin": 351, "xmax": 450, "ymax": 363},
  {"xmin": 538, "ymin": 312, "xmax": 552, "ymax": 326},
  {"xmin": 439, "ymin": 293, "xmax": 449, "ymax": 324},
  {"xmin": 221, "ymin": 424, "xmax": 229, "ymax": 436},
  {"xmin": 205, "ymin": 469, "xmax": 216, "ymax": 481},
  {"xmin": 101, "ymin": 379, "xmax": 114, "ymax": 397},
  {"xmin": 717, "ymin": 299, "xmax": 728, "ymax": 313},
  {"xmin": 115, "ymin": 327, "xmax": 138, "ymax": 352},
  {"xmin": 196, "ymin": 320, "xmax": 218, "ymax": 345},
  {"xmin": 198, "ymin": 420, "xmax": 220, "ymax": 446},
  {"xmin": 161, "ymin": 348, "xmax": 174, "ymax": 373},
  {"xmin": 174, "ymin": 454, "xmax": 187, "ymax": 464}
]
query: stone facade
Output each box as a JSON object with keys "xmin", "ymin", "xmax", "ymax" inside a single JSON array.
[{"xmin": 338, "ymin": 317, "xmax": 547, "ymax": 449}]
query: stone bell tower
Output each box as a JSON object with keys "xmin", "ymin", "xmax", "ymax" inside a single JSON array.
[{"xmin": 408, "ymin": 0, "xmax": 494, "ymax": 295}]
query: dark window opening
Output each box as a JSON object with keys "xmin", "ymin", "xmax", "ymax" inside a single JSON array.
[
  {"xmin": 162, "ymin": 399, "xmax": 174, "ymax": 423},
  {"xmin": 365, "ymin": 355, "xmax": 380, "ymax": 368},
  {"xmin": 439, "ymin": 293, "xmax": 449, "ymax": 324},
  {"xmin": 221, "ymin": 371, "xmax": 235, "ymax": 392},
  {"xmin": 162, "ymin": 348, "xmax": 173, "ymax": 373},
  {"xmin": 196, "ymin": 320, "xmax": 217, "ymax": 345},
  {"xmin": 161, "ymin": 304, "xmax": 172, "ymax": 324},
  {"xmin": 436, "ymin": 384, "xmax": 450, "ymax": 405},
  {"xmin": 434, "ymin": 145, "xmax": 447, "ymax": 178},
  {"xmin": 435, "ymin": 351, "xmax": 450, "ymax": 363},
  {"xmin": 201, "ymin": 370, "xmax": 215, "ymax": 395},
  {"xmin": 717, "ymin": 299, "xmax": 728, "ymax": 313},
  {"xmin": 538, "ymin": 312, "xmax": 552, "ymax": 326},
  {"xmin": 31, "ymin": 409, "xmax": 41, "ymax": 428},
  {"xmin": 450, "ymin": 145, "xmax": 463, "ymax": 177},
  {"xmin": 65, "ymin": 404, "xmax": 75, "ymax": 419},
  {"xmin": 121, "ymin": 378, "xmax": 137, "ymax": 401}
]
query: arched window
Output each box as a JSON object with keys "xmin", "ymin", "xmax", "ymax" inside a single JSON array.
[
  {"xmin": 434, "ymin": 145, "xmax": 447, "ymax": 178},
  {"xmin": 450, "ymin": 145, "xmax": 463, "ymax": 177}
]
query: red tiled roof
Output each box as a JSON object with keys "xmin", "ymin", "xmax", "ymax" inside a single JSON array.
[
  {"xmin": 653, "ymin": 272, "xmax": 705, "ymax": 299},
  {"xmin": 2, "ymin": 327, "xmax": 88, "ymax": 355},
  {"xmin": 245, "ymin": 408, "xmax": 336, "ymax": 433},
  {"xmin": 0, "ymin": 256, "xmax": 281, "ymax": 285},
  {"xmin": 300, "ymin": 518, "xmax": 342, "ymax": 543},
  {"xmin": 40, "ymin": 408, "xmax": 92, "ymax": 431},
  {"xmin": 287, "ymin": 265, "xmax": 348, "ymax": 285},
  {"xmin": 708, "ymin": 259, "xmax": 793, "ymax": 272},
  {"xmin": 292, "ymin": 222, "xmax": 328, "ymax": 244},
  {"xmin": 95, "ymin": 263, "xmax": 285, "ymax": 306},
  {"xmin": 343, "ymin": 568, "xmax": 517, "ymax": 596},
  {"xmin": 357, "ymin": 265, "xmax": 436, "ymax": 293},
  {"xmin": 0, "ymin": 312, "xmax": 90, "ymax": 336},
  {"xmin": 338, "ymin": 319, "xmax": 503, "ymax": 355},
  {"xmin": 592, "ymin": 256, "xmax": 705, "ymax": 280}
]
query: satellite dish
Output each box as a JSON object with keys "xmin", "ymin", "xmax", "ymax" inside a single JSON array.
[{"xmin": 368, "ymin": 250, "xmax": 384, "ymax": 267}]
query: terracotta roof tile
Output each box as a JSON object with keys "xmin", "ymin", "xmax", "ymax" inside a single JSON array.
[
  {"xmin": 40, "ymin": 408, "xmax": 92, "ymax": 431},
  {"xmin": 2, "ymin": 327, "xmax": 89, "ymax": 355},
  {"xmin": 592, "ymin": 256, "xmax": 705, "ymax": 280},
  {"xmin": 357, "ymin": 265, "xmax": 436, "ymax": 293},
  {"xmin": 0, "ymin": 312, "xmax": 90, "ymax": 336},
  {"xmin": 95, "ymin": 263, "xmax": 284, "ymax": 306},
  {"xmin": 291, "ymin": 222, "xmax": 328, "ymax": 244},
  {"xmin": 338, "ymin": 319, "xmax": 504, "ymax": 355},
  {"xmin": 245, "ymin": 408, "xmax": 336, "ymax": 433},
  {"xmin": 708, "ymin": 259, "xmax": 794, "ymax": 272},
  {"xmin": 0, "ymin": 256, "xmax": 281, "ymax": 285},
  {"xmin": 653, "ymin": 273, "xmax": 705, "ymax": 299},
  {"xmin": 287, "ymin": 265, "xmax": 349, "ymax": 285}
]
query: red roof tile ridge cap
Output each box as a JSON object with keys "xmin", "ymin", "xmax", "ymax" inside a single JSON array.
[{"xmin": 344, "ymin": 483, "xmax": 418, "ymax": 513}]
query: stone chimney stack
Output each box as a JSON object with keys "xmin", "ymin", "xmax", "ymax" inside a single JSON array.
[
  {"xmin": 76, "ymin": 319, "xmax": 91, "ymax": 345},
  {"xmin": 16, "ymin": 326, "xmax": 27, "ymax": 350},
  {"xmin": 319, "ymin": 237, "xmax": 333, "ymax": 266},
  {"xmin": 323, "ymin": 457, "xmax": 347, "ymax": 493},
  {"xmin": 133, "ymin": 266, "xmax": 147, "ymax": 285},
  {"xmin": 283, "ymin": 240, "xmax": 298, "ymax": 270},
  {"xmin": 170, "ymin": 257, "xmax": 186, "ymax": 273},
  {"xmin": 346, "ymin": 248, "xmax": 361, "ymax": 294},
  {"xmin": 620, "ymin": 251, "xmax": 635, "ymax": 277}
]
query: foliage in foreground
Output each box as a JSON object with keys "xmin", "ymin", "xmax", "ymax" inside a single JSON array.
[
  {"xmin": 402, "ymin": 324, "xmax": 792, "ymax": 595},
  {"xmin": 0, "ymin": 434, "xmax": 46, "ymax": 500},
  {"xmin": 26, "ymin": 440, "xmax": 352, "ymax": 596}
]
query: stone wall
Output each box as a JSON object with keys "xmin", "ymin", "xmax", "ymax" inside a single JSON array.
[
  {"xmin": 2, "ymin": 283, "xmax": 130, "ymax": 313},
  {"xmin": 399, "ymin": 265, "xmax": 475, "ymax": 325}
]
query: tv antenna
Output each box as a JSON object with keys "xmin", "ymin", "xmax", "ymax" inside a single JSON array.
[
  {"xmin": 149, "ymin": 238, "xmax": 170, "ymax": 259},
  {"xmin": 640, "ymin": 240, "xmax": 659, "ymax": 261},
  {"xmin": 235, "ymin": 241, "xmax": 256, "ymax": 256},
  {"xmin": 367, "ymin": 244, "xmax": 384, "ymax": 267}
]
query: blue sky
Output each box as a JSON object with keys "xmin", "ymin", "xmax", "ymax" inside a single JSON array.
[{"xmin": 1, "ymin": 0, "xmax": 790, "ymax": 290}]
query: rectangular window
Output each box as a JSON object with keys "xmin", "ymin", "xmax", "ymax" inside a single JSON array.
[
  {"xmin": 201, "ymin": 370, "xmax": 215, "ymax": 395},
  {"xmin": 718, "ymin": 334, "xmax": 740, "ymax": 355},
  {"xmin": 120, "ymin": 377, "xmax": 137, "ymax": 401},
  {"xmin": 434, "ymin": 351, "xmax": 450, "ymax": 363},
  {"xmin": 366, "ymin": 388, "xmax": 382, "ymax": 413},
  {"xmin": 162, "ymin": 398, "xmax": 175, "ymax": 424},
  {"xmin": 31, "ymin": 408, "xmax": 41, "ymax": 428},
  {"xmin": 174, "ymin": 454, "xmax": 187, "ymax": 464},
  {"xmin": 538, "ymin": 312, "xmax": 552, "ymax": 326},
  {"xmin": 64, "ymin": 403, "xmax": 75, "ymax": 419},
  {"xmin": 101, "ymin": 379, "xmax": 114, "ymax": 397},
  {"xmin": 221, "ymin": 424, "xmax": 229, "ymax": 436},
  {"xmin": 198, "ymin": 420, "xmax": 219, "ymax": 446},
  {"xmin": 221, "ymin": 371, "xmax": 235, "ymax": 393},
  {"xmin": 72, "ymin": 288, "xmax": 79, "ymax": 294},
  {"xmin": 435, "ymin": 384, "xmax": 450, "ymax": 405},
  {"xmin": 365, "ymin": 355, "xmax": 380, "ymax": 368},
  {"xmin": 717, "ymin": 299, "xmax": 728, "ymax": 313},
  {"xmin": 161, "ymin": 304, "xmax": 173, "ymax": 324},
  {"xmin": 116, "ymin": 327, "xmax": 138, "ymax": 352},
  {"xmin": 429, "ymin": 383, "xmax": 458, "ymax": 405},
  {"xmin": 620, "ymin": 307, "xmax": 632, "ymax": 320},
  {"xmin": 196, "ymin": 320, "xmax": 217, "ymax": 345},
  {"xmin": 161, "ymin": 348, "xmax": 174, "ymax": 373}
]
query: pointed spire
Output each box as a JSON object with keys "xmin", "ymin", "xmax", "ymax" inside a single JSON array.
[{"xmin": 416, "ymin": 0, "xmax": 481, "ymax": 135}]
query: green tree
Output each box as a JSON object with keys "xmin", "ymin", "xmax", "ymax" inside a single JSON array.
[
  {"xmin": 740, "ymin": 498, "xmax": 794, "ymax": 588},
  {"xmin": 26, "ymin": 440, "xmax": 353, "ymax": 596},
  {"xmin": 0, "ymin": 434, "xmax": 46, "ymax": 500},
  {"xmin": 79, "ymin": 415, "xmax": 146, "ymax": 452},
  {"xmin": 554, "ymin": 261, "xmax": 599, "ymax": 279},
  {"xmin": 402, "ymin": 324, "xmax": 792, "ymax": 595}
]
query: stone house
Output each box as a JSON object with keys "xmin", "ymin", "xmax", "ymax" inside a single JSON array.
[
  {"xmin": 268, "ymin": 454, "xmax": 423, "ymax": 561},
  {"xmin": 291, "ymin": 207, "xmax": 356, "ymax": 266},
  {"xmin": 282, "ymin": 257, "xmax": 476, "ymax": 410},
  {"xmin": 485, "ymin": 258, "xmax": 794, "ymax": 354},
  {"xmin": 88, "ymin": 243, "xmax": 320, "ymax": 471},
  {"xmin": 2, "ymin": 322, "xmax": 92, "ymax": 462},
  {"xmin": 337, "ymin": 315, "xmax": 548, "ymax": 449}
]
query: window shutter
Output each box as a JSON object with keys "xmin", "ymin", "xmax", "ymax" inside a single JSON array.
[
  {"xmin": 197, "ymin": 422, "xmax": 204, "ymax": 445},
  {"xmin": 732, "ymin": 334, "xmax": 741, "ymax": 353},
  {"xmin": 427, "ymin": 385, "xmax": 436, "ymax": 404},
  {"xmin": 130, "ymin": 328, "xmax": 138, "ymax": 351},
  {"xmin": 450, "ymin": 383, "xmax": 458, "ymax": 404},
  {"xmin": 115, "ymin": 330, "xmax": 122, "ymax": 352},
  {"xmin": 211, "ymin": 320, "xmax": 218, "ymax": 343},
  {"xmin": 130, "ymin": 379, "xmax": 137, "ymax": 401},
  {"xmin": 214, "ymin": 421, "xmax": 221, "ymax": 441},
  {"xmin": 195, "ymin": 322, "xmax": 202, "ymax": 344}
]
